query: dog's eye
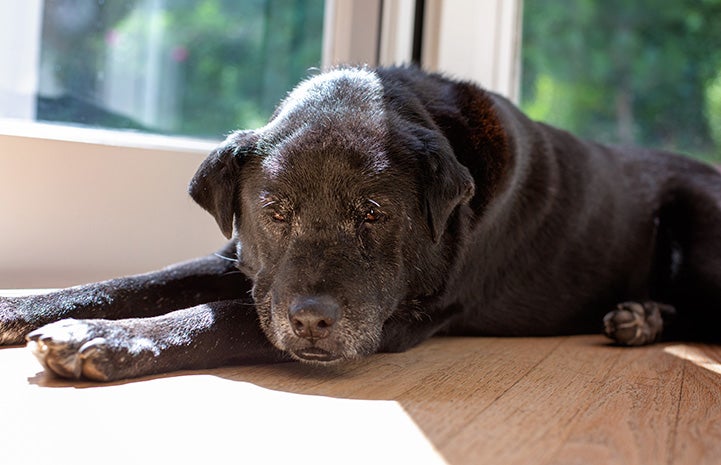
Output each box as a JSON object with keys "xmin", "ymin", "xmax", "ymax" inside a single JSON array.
[
  {"xmin": 261, "ymin": 198, "xmax": 290, "ymax": 225},
  {"xmin": 364, "ymin": 208, "xmax": 380, "ymax": 223}
]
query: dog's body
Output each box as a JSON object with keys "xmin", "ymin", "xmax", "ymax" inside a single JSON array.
[{"xmin": 2, "ymin": 66, "xmax": 720, "ymax": 381}]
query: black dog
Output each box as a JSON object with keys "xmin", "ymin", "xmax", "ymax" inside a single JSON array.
[{"xmin": 2, "ymin": 66, "xmax": 720, "ymax": 381}]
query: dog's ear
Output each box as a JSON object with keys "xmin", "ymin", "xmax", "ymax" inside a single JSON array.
[
  {"xmin": 418, "ymin": 130, "xmax": 476, "ymax": 243},
  {"xmin": 421, "ymin": 82, "xmax": 511, "ymax": 243},
  {"xmin": 189, "ymin": 130, "xmax": 258, "ymax": 238}
]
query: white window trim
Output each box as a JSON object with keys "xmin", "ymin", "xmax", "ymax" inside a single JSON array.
[
  {"xmin": 378, "ymin": 0, "xmax": 417, "ymax": 66},
  {"xmin": 322, "ymin": 0, "xmax": 382, "ymax": 68},
  {"xmin": 0, "ymin": 118, "xmax": 217, "ymax": 154},
  {"xmin": 322, "ymin": 0, "xmax": 418, "ymax": 68},
  {"xmin": 324, "ymin": 0, "xmax": 523, "ymax": 101},
  {"xmin": 422, "ymin": 0, "xmax": 523, "ymax": 102}
]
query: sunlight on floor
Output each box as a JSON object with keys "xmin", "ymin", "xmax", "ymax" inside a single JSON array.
[
  {"xmin": 1, "ymin": 344, "xmax": 447, "ymax": 464},
  {"xmin": 664, "ymin": 345, "xmax": 721, "ymax": 375}
]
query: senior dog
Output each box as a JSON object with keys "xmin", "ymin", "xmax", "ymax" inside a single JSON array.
[{"xmin": 1, "ymin": 66, "xmax": 720, "ymax": 381}]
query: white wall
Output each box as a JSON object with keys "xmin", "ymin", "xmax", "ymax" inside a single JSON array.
[{"xmin": 0, "ymin": 131, "xmax": 225, "ymax": 288}]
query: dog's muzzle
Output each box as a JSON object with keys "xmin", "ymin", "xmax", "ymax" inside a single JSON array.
[{"xmin": 287, "ymin": 295, "xmax": 343, "ymax": 362}]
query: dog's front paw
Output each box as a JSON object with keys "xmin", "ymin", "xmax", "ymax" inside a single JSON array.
[
  {"xmin": 603, "ymin": 301, "xmax": 670, "ymax": 346},
  {"xmin": 26, "ymin": 319, "xmax": 144, "ymax": 381}
]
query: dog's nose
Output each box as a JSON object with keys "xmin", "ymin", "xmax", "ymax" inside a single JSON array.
[{"xmin": 288, "ymin": 295, "xmax": 341, "ymax": 340}]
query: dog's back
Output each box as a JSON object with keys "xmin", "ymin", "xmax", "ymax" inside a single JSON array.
[{"xmin": 414, "ymin": 72, "xmax": 721, "ymax": 341}]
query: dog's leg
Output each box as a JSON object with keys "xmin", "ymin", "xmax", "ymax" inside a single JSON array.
[
  {"xmin": 26, "ymin": 299, "xmax": 287, "ymax": 381},
  {"xmin": 0, "ymin": 241, "xmax": 248, "ymax": 345},
  {"xmin": 603, "ymin": 301, "xmax": 676, "ymax": 346},
  {"xmin": 636, "ymin": 177, "xmax": 721, "ymax": 343}
]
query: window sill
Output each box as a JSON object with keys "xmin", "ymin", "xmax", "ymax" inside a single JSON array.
[{"xmin": 0, "ymin": 118, "xmax": 219, "ymax": 154}]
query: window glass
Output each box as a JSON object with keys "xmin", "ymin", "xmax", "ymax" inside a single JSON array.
[
  {"xmin": 36, "ymin": 0, "xmax": 324, "ymax": 138},
  {"xmin": 521, "ymin": 0, "xmax": 721, "ymax": 163}
]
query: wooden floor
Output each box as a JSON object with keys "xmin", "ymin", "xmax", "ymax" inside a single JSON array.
[{"xmin": 1, "ymin": 334, "xmax": 720, "ymax": 464}]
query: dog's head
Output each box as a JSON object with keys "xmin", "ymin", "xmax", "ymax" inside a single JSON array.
[{"xmin": 189, "ymin": 67, "xmax": 495, "ymax": 363}]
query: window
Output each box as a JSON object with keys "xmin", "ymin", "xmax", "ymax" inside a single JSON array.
[
  {"xmin": 4, "ymin": 0, "xmax": 325, "ymax": 139},
  {"xmin": 521, "ymin": 0, "xmax": 721, "ymax": 163}
]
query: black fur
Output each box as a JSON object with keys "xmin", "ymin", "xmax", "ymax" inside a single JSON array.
[{"xmin": 2, "ymin": 66, "xmax": 721, "ymax": 381}]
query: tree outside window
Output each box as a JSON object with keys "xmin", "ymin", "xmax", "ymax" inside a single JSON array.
[{"xmin": 522, "ymin": 0, "xmax": 721, "ymax": 163}]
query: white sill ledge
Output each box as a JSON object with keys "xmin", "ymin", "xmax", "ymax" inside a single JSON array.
[{"xmin": 0, "ymin": 118, "xmax": 220, "ymax": 154}]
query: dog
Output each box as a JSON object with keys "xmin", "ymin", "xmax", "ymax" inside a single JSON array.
[{"xmin": 1, "ymin": 66, "xmax": 720, "ymax": 381}]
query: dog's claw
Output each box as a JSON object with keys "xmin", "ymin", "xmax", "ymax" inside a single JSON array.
[
  {"xmin": 26, "ymin": 319, "xmax": 108, "ymax": 380},
  {"xmin": 79, "ymin": 338, "xmax": 107, "ymax": 357}
]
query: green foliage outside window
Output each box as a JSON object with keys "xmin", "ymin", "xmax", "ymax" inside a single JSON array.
[
  {"xmin": 37, "ymin": 0, "xmax": 324, "ymax": 139},
  {"xmin": 522, "ymin": 0, "xmax": 721, "ymax": 162}
]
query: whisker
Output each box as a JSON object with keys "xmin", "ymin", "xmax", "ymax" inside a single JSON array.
[{"xmin": 214, "ymin": 253, "xmax": 238, "ymax": 262}]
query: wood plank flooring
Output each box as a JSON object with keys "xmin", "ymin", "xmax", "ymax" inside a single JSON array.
[{"xmin": 1, "ymin": 334, "xmax": 719, "ymax": 464}]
